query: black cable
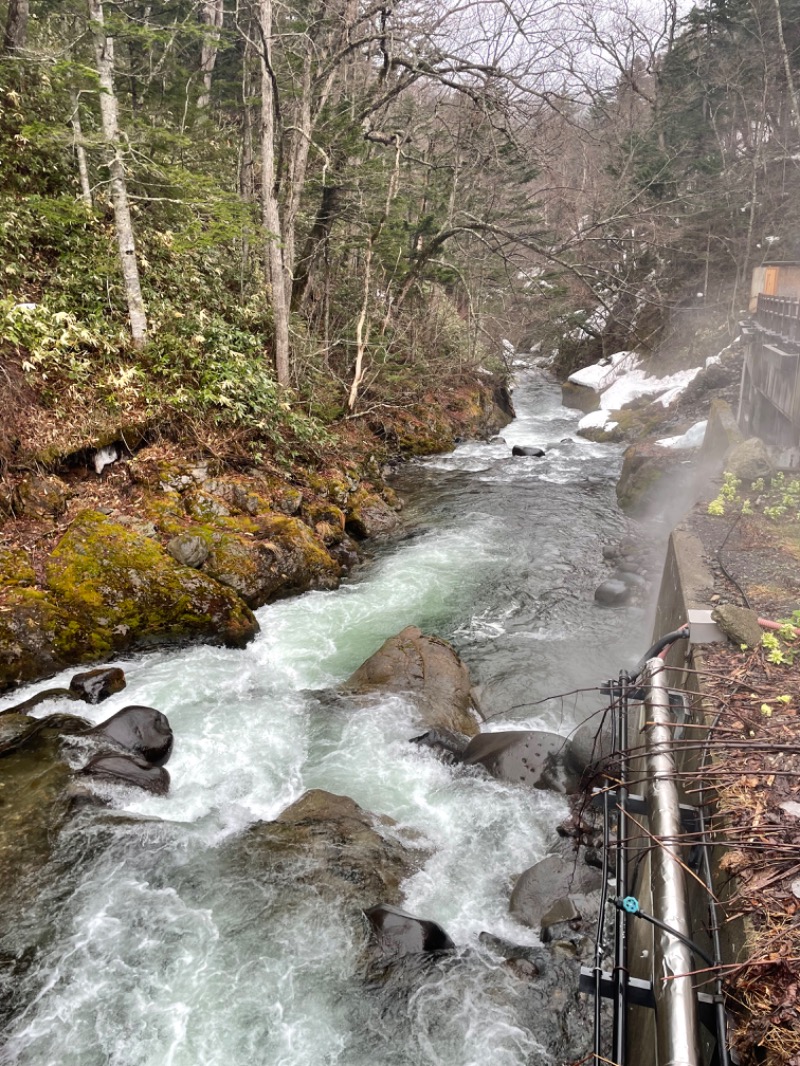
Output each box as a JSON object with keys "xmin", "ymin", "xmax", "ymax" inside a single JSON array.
[{"xmin": 611, "ymin": 898, "xmax": 714, "ymax": 967}]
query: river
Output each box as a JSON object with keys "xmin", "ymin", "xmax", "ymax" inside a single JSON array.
[{"xmin": 0, "ymin": 367, "xmax": 650, "ymax": 1066}]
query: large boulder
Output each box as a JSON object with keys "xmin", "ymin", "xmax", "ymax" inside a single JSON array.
[
  {"xmin": 345, "ymin": 491, "xmax": 400, "ymax": 539},
  {"xmin": 616, "ymin": 440, "xmax": 690, "ymax": 516},
  {"xmin": 725, "ymin": 437, "xmax": 774, "ymax": 483},
  {"xmin": 462, "ymin": 730, "xmax": 580, "ymax": 793},
  {"xmin": 345, "ymin": 626, "xmax": 480, "ymax": 737},
  {"xmin": 219, "ymin": 790, "xmax": 428, "ymax": 907},
  {"xmin": 509, "ymin": 853, "xmax": 602, "ymax": 930},
  {"xmin": 46, "ymin": 509, "xmax": 258, "ymax": 653},
  {"xmin": 199, "ymin": 517, "xmax": 341, "ymax": 608},
  {"xmin": 87, "ymin": 705, "xmax": 173, "ymax": 766}
]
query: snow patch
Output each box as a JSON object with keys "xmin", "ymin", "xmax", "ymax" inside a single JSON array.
[
  {"xmin": 655, "ymin": 421, "xmax": 708, "ymax": 450},
  {"xmin": 568, "ymin": 351, "xmax": 639, "ymax": 392}
]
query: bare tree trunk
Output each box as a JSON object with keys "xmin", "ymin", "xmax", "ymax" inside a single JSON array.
[
  {"xmin": 198, "ymin": 0, "xmax": 224, "ymax": 110},
  {"xmin": 771, "ymin": 0, "xmax": 800, "ymax": 138},
  {"xmin": 258, "ymin": 0, "xmax": 291, "ymax": 386},
  {"xmin": 348, "ymin": 139, "xmax": 402, "ymax": 412},
  {"xmin": 69, "ymin": 88, "xmax": 93, "ymax": 207},
  {"xmin": 87, "ymin": 0, "xmax": 148, "ymax": 348},
  {"xmin": 2, "ymin": 0, "xmax": 28, "ymax": 53}
]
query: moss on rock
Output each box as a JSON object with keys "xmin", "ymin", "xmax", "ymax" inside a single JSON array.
[{"xmin": 44, "ymin": 510, "xmax": 258, "ymax": 659}]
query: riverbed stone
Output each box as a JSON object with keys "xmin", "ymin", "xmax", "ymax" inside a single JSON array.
[
  {"xmin": 594, "ymin": 578, "xmax": 630, "ymax": 606},
  {"xmin": 345, "ymin": 626, "xmax": 480, "ymax": 737},
  {"xmin": 363, "ymin": 904, "xmax": 455, "ymax": 958},
  {"xmin": 87, "ymin": 705, "xmax": 173, "ymax": 766},
  {"xmin": 511, "ymin": 445, "xmax": 545, "ymax": 457},
  {"xmin": 461, "ymin": 730, "xmax": 580, "ymax": 792},
  {"xmin": 510, "ymin": 853, "xmax": 602, "ymax": 930},
  {"xmin": 81, "ymin": 752, "xmax": 170, "ymax": 794},
  {"xmin": 220, "ymin": 790, "xmax": 428, "ymax": 907},
  {"xmin": 69, "ymin": 666, "xmax": 127, "ymax": 704}
]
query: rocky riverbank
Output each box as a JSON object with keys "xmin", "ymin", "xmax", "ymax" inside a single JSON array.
[{"xmin": 0, "ymin": 375, "xmax": 513, "ymax": 692}]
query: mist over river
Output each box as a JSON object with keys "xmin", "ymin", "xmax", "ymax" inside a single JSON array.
[{"xmin": 0, "ymin": 367, "xmax": 650, "ymax": 1066}]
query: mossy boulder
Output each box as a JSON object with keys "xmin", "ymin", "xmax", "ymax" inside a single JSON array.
[
  {"xmin": 44, "ymin": 509, "xmax": 258, "ymax": 658},
  {"xmin": 345, "ymin": 490, "xmax": 400, "ymax": 539},
  {"xmin": 0, "ymin": 546, "xmax": 36, "ymax": 588},
  {"xmin": 0, "ymin": 587, "xmax": 77, "ymax": 690},
  {"xmin": 302, "ymin": 501, "xmax": 347, "ymax": 546},
  {"xmin": 10, "ymin": 475, "xmax": 71, "ymax": 519}
]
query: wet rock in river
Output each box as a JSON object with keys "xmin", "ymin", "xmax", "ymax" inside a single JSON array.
[
  {"xmin": 69, "ymin": 666, "xmax": 126, "ymax": 704},
  {"xmin": 594, "ymin": 578, "xmax": 630, "ymax": 606},
  {"xmin": 511, "ymin": 445, "xmax": 545, "ymax": 457},
  {"xmin": 363, "ymin": 904, "xmax": 455, "ymax": 959},
  {"xmin": 345, "ymin": 490, "xmax": 400, "ymax": 539},
  {"xmin": 409, "ymin": 727, "xmax": 470, "ymax": 764},
  {"xmin": 81, "ymin": 752, "xmax": 170, "ymax": 795},
  {"xmin": 220, "ymin": 790, "xmax": 428, "ymax": 908},
  {"xmin": 509, "ymin": 852, "xmax": 602, "ymax": 931},
  {"xmin": 87, "ymin": 705, "xmax": 173, "ymax": 766},
  {"xmin": 462, "ymin": 730, "xmax": 581, "ymax": 793},
  {"xmin": 345, "ymin": 626, "xmax": 480, "ymax": 737}
]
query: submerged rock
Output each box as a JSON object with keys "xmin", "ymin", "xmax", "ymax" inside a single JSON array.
[
  {"xmin": 511, "ymin": 445, "xmax": 545, "ymax": 457},
  {"xmin": 462, "ymin": 730, "xmax": 580, "ymax": 793},
  {"xmin": 594, "ymin": 579, "xmax": 631, "ymax": 607},
  {"xmin": 345, "ymin": 626, "xmax": 480, "ymax": 737}
]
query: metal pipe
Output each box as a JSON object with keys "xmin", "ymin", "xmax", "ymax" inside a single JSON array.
[
  {"xmin": 644, "ymin": 659, "xmax": 701, "ymax": 1066},
  {"xmin": 612, "ymin": 674, "xmax": 629, "ymax": 1066}
]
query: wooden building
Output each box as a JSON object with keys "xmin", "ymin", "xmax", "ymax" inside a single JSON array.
[{"xmin": 739, "ymin": 262, "xmax": 800, "ymax": 460}]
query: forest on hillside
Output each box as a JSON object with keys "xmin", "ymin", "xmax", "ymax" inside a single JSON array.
[{"xmin": 2, "ymin": 0, "xmax": 800, "ymax": 462}]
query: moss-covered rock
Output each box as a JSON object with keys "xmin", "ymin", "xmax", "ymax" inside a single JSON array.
[
  {"xmin": 43, "ymin": 510, "xmax": 258, "ymax": 659},
  {"xmin": 10, "ymin": 475, "xmax": 71, "ymax": 519},
  {"xmin": 0, "ymin": 587, "xmax": 76, "ymax": 690},
  {"xmin": 0, "ymin": 546, "xmax": 36, "ymax": 588},
  {"xmin": 301, "ymin": 500, "xmax": 346, "ymax": 546},
  {"xmin": 253, "ymin": 514, "xmax": 341, "ymax": 596},
  {"xmin": 345, "ymin": 490, "xmax": 400, "ymax": 539}
]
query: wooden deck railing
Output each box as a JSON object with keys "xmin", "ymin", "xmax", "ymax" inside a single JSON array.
[{"xmin": 755, "ymin": 293, "xmax": 800, "ymax": 344}]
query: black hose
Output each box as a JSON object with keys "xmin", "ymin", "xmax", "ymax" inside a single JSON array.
[
  {"xmin": 612, "ymin": 898, "xmax": 715, "ymax": 967},
  {"xmin": 629, "ymin": 626, "xmax": 690, "ymax": 682}
]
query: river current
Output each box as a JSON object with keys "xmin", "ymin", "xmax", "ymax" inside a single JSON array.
[{"xmin": 0, "ymin": 367, "xmax": 650, "ymax": 1066}]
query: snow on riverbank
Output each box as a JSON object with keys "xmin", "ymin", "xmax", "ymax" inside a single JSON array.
[{"xmin": 571, "ymin": 352, "xmax": 708, "ymax": 435}]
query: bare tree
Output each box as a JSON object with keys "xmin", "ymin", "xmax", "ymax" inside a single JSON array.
[
  {"xmin": 198, "ymin": 0, "xmax": 225, "ymax": 110},
  {"xmin": 257, "ymin": 0, "xmax": 291, "ymax": 385},
  {"xmin": 2, "ymin": 0, "xmax": 29, "ymax": 54},
  {"xmin": 87, "ymin": 0, "xmax": 148, "ymax": 347}
]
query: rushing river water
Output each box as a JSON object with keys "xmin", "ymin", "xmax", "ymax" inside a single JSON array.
[{"xmin": 0, "ymin": 367, "xmax": 652, "ymax": 1066}]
